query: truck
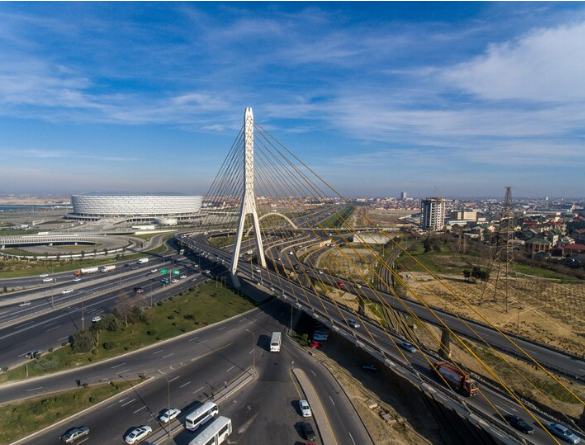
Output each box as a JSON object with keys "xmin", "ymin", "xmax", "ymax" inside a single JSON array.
[
  {"xmin": 99, "ymin": 265, "xmax": 116, "ymax": 273},
  {"xmin": 430, "ymin": 361, "xmax": 479, "ymax": 397},
  {"xmin": 137, "ymin": 258, "xmax": 149, "ymax": 264},
  {"xmin": 74, "ymin": 267, "xmax": 99, "ymax": 276}
]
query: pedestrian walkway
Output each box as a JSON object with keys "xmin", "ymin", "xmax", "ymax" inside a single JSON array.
[{"xmin": 293, "ymin": 368, "xmax": 337, "ymax": 445}]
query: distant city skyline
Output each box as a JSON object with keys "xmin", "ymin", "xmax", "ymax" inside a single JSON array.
[{"xmin": 1, "ymin": 3, "xmax": 584, "ymax": 198}]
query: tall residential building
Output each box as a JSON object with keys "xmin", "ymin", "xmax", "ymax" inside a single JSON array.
[
  {"xmin": 421, "ymin": 197, "xmax": 445, "ymax": 231},
  {"xmin": 400, "ymin": 191, "xmax": 408, "ymax": 200}
]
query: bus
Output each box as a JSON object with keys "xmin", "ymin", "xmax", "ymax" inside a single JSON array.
[
  {"xmin": 270, "ymin": 332, "xmax": 282, "ymax": 352},
  {"xmin": 189, "ymin": 416, "xmax": 232, "ymax": 445},
  {"xmin": 185, "ymin": 402, "xmax": 219, "ymax": 431}
]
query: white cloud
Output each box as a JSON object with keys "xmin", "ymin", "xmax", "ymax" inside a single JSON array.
[{"xmin": 443, "ymin": 21, "xmax": 585, "ymax": 102}]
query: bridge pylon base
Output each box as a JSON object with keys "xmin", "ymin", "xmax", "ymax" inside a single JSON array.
[{"xmin": 231, "ymin": 273, "xmax": 241, "ymax": 289}]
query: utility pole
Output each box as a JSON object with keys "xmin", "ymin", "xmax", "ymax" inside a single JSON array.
[{"xmin": 491, "ymin": 186, "xmax": 514, "ymax": 312}]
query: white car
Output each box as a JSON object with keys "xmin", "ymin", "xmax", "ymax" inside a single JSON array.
[
  {"xmin": 158, "ymin": 408, "xmax": 181, "ymax": 424},
  {"xmin": 61, "ymin": 288, "xmax": 73, "ymax": 294},
  {"xmin": 299, "ymin": 399, "xmax": 312, "ymax": 417},
  {"xmin": 19, "ymin": 301, "xmax": 31, "ymax": 307},
  {"xmin": 72, "ymin": 277, "xmax": 81, "ymax": 282},
  {"xmin": 179, "ymin": 274, "xmax": 187, "ymax": 279},
  {"xmin": 124, "ymin": 425, "xmax": 152, "ymax": 444},
  {"xmin": 39, "ymin": 274, "xmax": 49, "ymax": 278},
  {"xmin": 42, "ymin": 277, "xmax": 53, "ymax": 282},
  {"xmin": 91, "ymin": 316, "xmax": 102, "ymax": 323},
  {"xmin": 150, "ymin": 269, "xmax": 158, "ymax": 273}
]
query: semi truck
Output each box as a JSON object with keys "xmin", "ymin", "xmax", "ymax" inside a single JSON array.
[
  {"xmin": 99, "ymin": 265, "xmax": 116, "ymax": 273},
  {"xmin": 75, "ymin": 267, "xmax": 99, "ymax": 276},
  {"xmin": 430, "ymin": 361, "xmax": 479, "ymax": 397},
  {"xmin": 137, "ymin": 258, "xmax": 149, "ymax": 264}
]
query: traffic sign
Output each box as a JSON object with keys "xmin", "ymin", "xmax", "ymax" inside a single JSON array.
[
  {"xmin": 160, "ymin": 269, "xmax": 168, "ymax": 274},
  {"xmin": 173, "ymin": 270, "xmax": 181, "ymax": 275}
]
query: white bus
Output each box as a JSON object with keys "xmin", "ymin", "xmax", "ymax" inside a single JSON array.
[
  {"xmin": 189, "ymin": 416, "xmax": 232, "ymax": 445},
  {"xmin": 185, "ymin": 402, "xmax": 219, "ymax": 431},
  {"xmin": 270, "ymin": 332, "xmax": 282, "ymax": 352}
]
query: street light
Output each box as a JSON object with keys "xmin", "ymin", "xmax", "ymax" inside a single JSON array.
[{"xmin": 245, "ymin": 329, "xmax": 256, "ymax": 370}]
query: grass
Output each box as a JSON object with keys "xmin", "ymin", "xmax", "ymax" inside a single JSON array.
[
  {"xmin": 0, "ymin": 379, "xmax": 138, "ymax": 445},
  {"xmin": 0, "ymin": 281, "xmax": 256, "ymax": 383},
  {"xmin": 209, "ymin": 236, "xmax": 236, "ymax": 248},
  {"xmin": 511, "ymin": 263, "xmax": 577, "ymax": 281}
]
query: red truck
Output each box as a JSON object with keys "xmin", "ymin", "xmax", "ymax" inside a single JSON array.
[{"xmin": 430, "ymin": 361, "xmax": 479, "ymax": 397}]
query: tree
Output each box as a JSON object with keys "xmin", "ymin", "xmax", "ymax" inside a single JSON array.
[
  {"xmin": 71, "ymin": 330, "xmax": 96, "ymax": 353},
  {"xmin": 114, "ymin": 293, "xmax": 136, "ymax": 327},
  {"xmin": 471, "ymin": 266, "xmax": 490, "ymax": 283}
]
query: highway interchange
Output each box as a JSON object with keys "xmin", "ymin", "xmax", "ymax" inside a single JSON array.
[{"xmin": 0, "ymin": 222, "xmax": 584, "ymax": 445}]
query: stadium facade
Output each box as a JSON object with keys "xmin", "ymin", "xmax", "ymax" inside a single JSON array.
[{"xmin": 67, "ymin": 193, "xmax": 203, "ymax": 222}]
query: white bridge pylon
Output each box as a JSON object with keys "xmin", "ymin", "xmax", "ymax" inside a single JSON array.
[{"xmin": 230, "ymin": 107, "xmax": 267, "ymax": 288}]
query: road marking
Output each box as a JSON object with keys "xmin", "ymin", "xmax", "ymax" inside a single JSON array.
[
  {"xmin": 310, "ymin": 370, "xmax": 317, "ymax": 377},
  {"xmin": 217, "ymin": 326, "xmax": 225, "ymax": 331},
  {"xmin": 226, "ymin": 328, "xmax": 235, "ymax": 333},
  {"xmin": 193, "ymin": 386, "xmax": 204, "ymax": 394},
  {"xmin": 495, "ymin": 405, "xmax": 510, "ymax": 414},
  {"xmin": 46, "ymin": 325, "xmax": 61, "ymax": 332},
  {"xmin": 162, "ymin": 353, "xmax": 174, "ymax": 359},
  {"xmin": 226, "ymin": 366, "xmax": 234, "ymax": 372},
  {"xmin": 152, "ymin": 350, "xmax": 164, "ymax": 355},
  {"xmin": 239, "ymin": 319, "xmax": 246, "ymax": 323},
  {"xmin": 57, "ymin": 336, "xmax": 69, "ymax": 342},
  {"xmin": 17, "ymin": 321, "xmax": 35, "ymax": 328},
  {"xmin": 121, "ymin": 398, "xmax": 135, "ymax": 407},
  {"xmin": 249, "ymin": 349, "xmax": 254, "ymax": 355},
  {"xmin": 117, "ymin": 369, "xmax": 130, "ymax": 375},
  {"xmin": 579, "ymin": 368, "xmax": 585, "ymax": 373},
  {"xmin": 26, "ymin": 386, "xmax": 43, "ymax": 392},
  {"xmin": 133, "ymin": 406, "xmax": 147, "ymax": 414},
  {"xmin": 169, "ymin": 376, "xmax": 180, "ymax": 383},
  {"xmin": 329, "ymin": 395, "xmax": 335, "ymax": 406},
  {"xmin": 188, "ymin": 337, "xmax": 199, "ymax": 342},
  {"xmin": 180, "ymin": 381, "xmax": 191, "ymax": 388},
  {"xmin": 110, "ymin": 362, "xmax": 126, "ymax": 369},
  {"xmin": 348, "ymin": 432, "xmax": 356, "ymax": 445}
]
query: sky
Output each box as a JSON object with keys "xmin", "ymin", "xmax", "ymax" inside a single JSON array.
[{"xmin": 1, "ymin": 2, "xmax": 585, "ymax": 199}]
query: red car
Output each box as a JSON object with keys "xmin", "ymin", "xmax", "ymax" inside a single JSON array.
[
  {"xmin": 337, "ymin": 282, "xmax": 344, "ymax": 288},
  {"xmin": 309, "ymin": 341, "xmax": 320, "ymax": 348}
]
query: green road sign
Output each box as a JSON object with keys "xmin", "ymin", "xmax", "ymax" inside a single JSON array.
[
  {"xmin": 159, "ymin": 269, "xmax": 168, "ymax": 274},
  {"xmin": 173, "ymin": 270, "xmax": 181, "ymax": 275}
]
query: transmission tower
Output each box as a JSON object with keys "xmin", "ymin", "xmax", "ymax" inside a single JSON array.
[
  {"xmin": 489, "ymin": 186, "xmax": 515, "ymax": 312},
  {"xmin": 230, "ymin": 107, "xmax": 267, "ymax": 288}
]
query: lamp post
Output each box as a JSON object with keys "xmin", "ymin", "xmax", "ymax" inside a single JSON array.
[{"xmin": 245, "ymin": 329, "xmax": 255, "ymax": 370}]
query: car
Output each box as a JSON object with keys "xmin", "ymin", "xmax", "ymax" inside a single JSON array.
[
  {"xmin": 150, "ymin": 269, "xmax": 158, "ymax": 273},
  {"xmin": 19, "ymin": 301, "xmax": 31, "ymax": 307},
  {"xmin": 309, "ymin": 340, "xmax": 320, "ymax": 348},
  {"xmin": 318, "ymin": 269, "xmax": 323, "ymax": 275},
  {"xmin": 289, "ymin": 251, "xmax": 294, "ymax": 255},
  {"xmin": 60, "ymin": 426, "xmax": 90, "ymax": 443},
  {"xmin": 398, "ymin": 341, "xmax": 417, "ymax": 353},
  {"xmin": 347, "ymin": 319, "xmax": 360, "ymax": 328},
  {"xmin": 61, "ymin": 288, "xmax": 73, "ymax": 294},
  {"xmin": 25, "ymin": 350, "xmax": 42, "ymax": 359},
  {"xmin": 171, "ymin": 278, "xmax": 179, "ymax": 283},
  {"xmin": 337, "ymin": 281, "xmax": 344, "ymax": 288},
  {"xmin": 124, "ymin": 425, "xmax": 152, "ymax": 444},
  {"xmin": 39, "ymin": 273, "xmax": 49, "ymax": 278},
  {"xmin": 546, "ymin": 422, "xmax": 581, "ymax": 444},
  {"xmin": 299, "ymin": 399, "xmax": 312, "ymax": 417},
  {"xmin": 72, "ymin": 277, "xmax": 81, "ymax": 282},
  {"xmin": 503, "ymin": 414, "xmax": 534, "ymax": 435},
  {"xmin": 313, "ymin": 334, "xmax": 329, "ymax": 341},
  {"xmin": 158, "ymin": 408, "xmax": 181, "ymax": 424},
  {"xmin": 133, "ymin": 287, "xmax": 144, "ymax": 294},
  {"xmin": 91, "ymin": 316, "xmax": 102, "ymax": 323},
  {"xmin": 362, "ymin": 364, "xmax": 379, "ymax": 371},
  {"xmin": 42, "ymin": 277, "xmax": 53, "ymax": 282},
  {"xmin": 179, "ymin": 274, "xmax": 187, "ymax": 279},
  {"xmin": 301, "ymin": 422, "xmax": 316, "ymax": 441},
  {"xmin": 254, "ymin": 268, "xmax": 261, "ymax": 273}
]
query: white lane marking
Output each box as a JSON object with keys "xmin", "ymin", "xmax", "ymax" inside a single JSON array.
[
  {"xmin": 169, "ymin": 376, "xmax": 180, "ymax": 383},
  {"xmin": 46, "ymin": 325, "xmax": 61, "ymax": 332},
  {"xmin": 152, "ymin": 350, "xmax": 164, "ymax": 355},
  {"xmin": 349, "ymin": 432, "xmax": 356, "ymax": 445},
  {"xmin": 193, "ymin": 386, "xmax": 204, "ymax": 394},
  {"xmin": 16, "ymin": 321, "xmax": 35, "ymax": 328},
  {"xmin": 226, "ymin": 366, "xmax": 234, "ymax": 373},
  {"xmin": 26, "ymin": 386, "xmax": 43, "ymax": 392},
  {"xmin": 134, "ymin": 406, "xmax": 147, "ymax": 414},
  {"xmin": 110, "ymin": 362, "xmax": 126, "ymax": 369},
  {"xmin": 117, "ymin": 369, "xmax": 130, "ymax": 375},
  {"xmin": 329, "ymin": 396, "xmax": 335, "ymax": 406},
  {"xmin": 249, "ymin": 349, "xmax": 254, "ymax": 355},
  {"xmin": 57, "ymin": 336, "xmax": 69, "ymax": 342},
  {"xmin": 495, "ymin": 404, "xmax": 511, "ymax": 414},
  {"xmin": 188, "ymin": 337, "xmax": 199, "ymax": 342},
  {"xmin": 121, "ymin": 398, "xmax": 135, "ymax": 407},
  {"xmin": 310, "ymin": 370, "xmax": 317, "ymax": 377},
  {"xmin": 217, "ymin": 327, "xmax": 225, "ymax": 331},
  {"xmin": 579, "ymin": 368, "xmax": 585, "ymax": 373},
  {"xmin": 226, "ymin": 328, "xmax": 235, "ymax": 334},
  {"xmin": 239, "ymin": 319, "xmax": 246, "ymax": 323},
  {"xmin": 162, "ymin": 353, "xmax": 174, "ymax": 359},
  {"xmin": 119, "ymin": 398, "xmax": 127, "ymax": 403},
  {"xmin": 180, "ymin": 381, "xmax": 191, "ymax": 388}
]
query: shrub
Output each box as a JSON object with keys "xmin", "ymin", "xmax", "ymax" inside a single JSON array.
[
  {"xmin": 48, "ymin": 347, "xmax": 54, "ymax": 353},
  {"xmin": 102, "ymin": 342, "xmax": 116, "ymax": 350}
]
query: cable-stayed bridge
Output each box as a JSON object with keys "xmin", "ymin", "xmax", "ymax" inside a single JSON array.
[{"xmin": 181, "ymin": 108, "xmax": 585, "ymax": 445}]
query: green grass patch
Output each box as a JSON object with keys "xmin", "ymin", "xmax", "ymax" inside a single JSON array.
[
  {"xmin": 511, "ymin": 263, "xmax": 577, "ymax": 281},
  {"xmin": 0, "ymin": 379, "xmax": 137, "ymax": 445},
  {"xmin": 209, "ymin": 236, "xmax": 235, "ymax": 248},
  {"xmin": 0, "ymin": 281, "xmax": 256, "ymax": 383}
]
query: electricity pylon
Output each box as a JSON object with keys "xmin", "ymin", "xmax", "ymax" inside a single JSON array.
[{"xmin": 490, "ymin": 186, "xmax": 515, "ymax": 312}]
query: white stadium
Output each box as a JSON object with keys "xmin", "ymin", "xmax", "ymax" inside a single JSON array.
[{"xmin": 67, "ymin": 193, "xmax": 203, "ymax": 222}]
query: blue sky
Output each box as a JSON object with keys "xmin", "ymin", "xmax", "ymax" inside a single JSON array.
[{"xmin": 1, "ymin": 2, "xmax": 585, "ymax": 198}]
